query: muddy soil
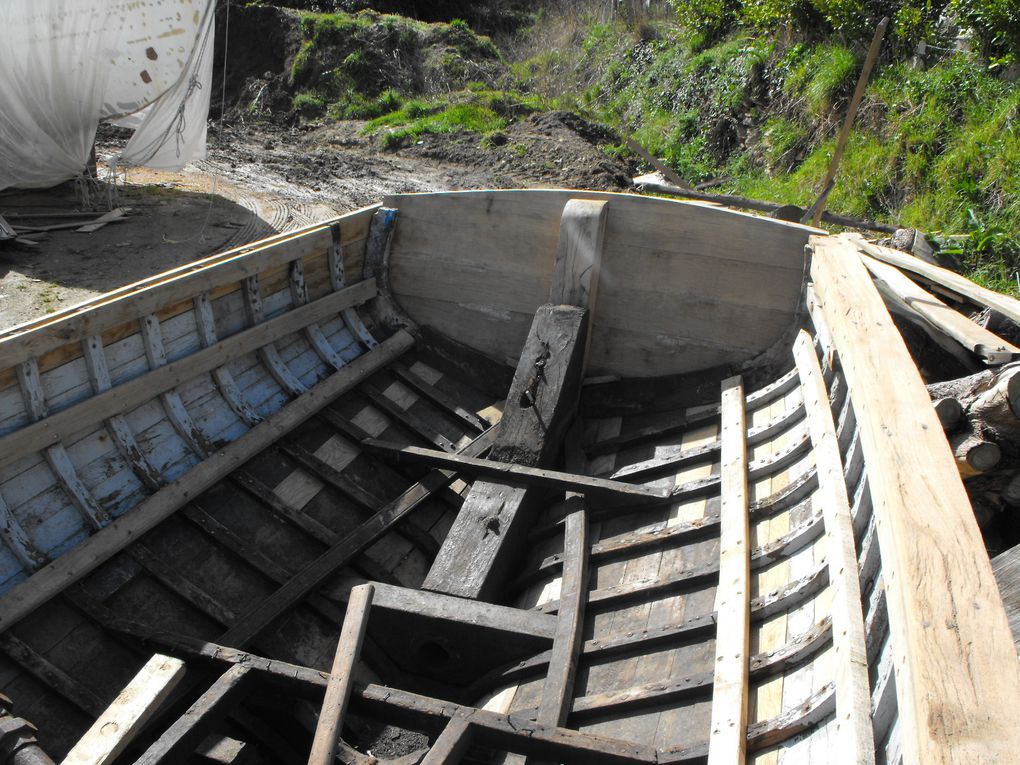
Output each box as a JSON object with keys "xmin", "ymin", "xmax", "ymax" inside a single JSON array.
[{"xmin": 0, "ymin": 113, "xmax": 634, "ymax": 330}]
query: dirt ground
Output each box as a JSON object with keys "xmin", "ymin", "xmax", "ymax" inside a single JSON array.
[{"xmin": 0, "ymin": 113, "xmax": 634, "ymax": 330}]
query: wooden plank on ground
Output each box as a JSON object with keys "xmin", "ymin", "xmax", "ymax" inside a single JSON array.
[
  {"xmin": 810, "ymin": 234, "xmax": 1020, "ymax": 763},
  {"xmin": 362, "ymin": 440, "xmax": 668, "ymax": 501},
  {"xmin": 423, "ymin": 305, "xmax": 589, "ymax": 601},
  {"xmin": 849, "ymin": 233, "xmax": 1020, "ymax": 325},
  {"xmin": 0, "ymin": 279, "xmax": 377, "ymax": 471},
  {"xmin": 793, "ymin": 330, "xmax": 875, "ymax": 763},
  {"xmin": 62, "ymin": 654, "xmax": 187, "ymax": 765},
  {"xmin": 0, "ymin": 331, "xmax": 413, "ymax": 632},
  {"xmin": 310, "ymin": 583, "xmax": 374, "ymax": 765},
  {"xmin": 707, "ymin": 375, "xmax": 750, "ymax": 765},
  {"xmin": 861, "ymin": 253, "xmax": 1018, "ymax": 364}
]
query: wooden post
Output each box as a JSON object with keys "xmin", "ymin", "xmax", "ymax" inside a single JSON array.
[
  {"xmin": 421, "ymin": 718, "xmax": 474, "ymax": 765},
  {"xmin": 309, "ymin": 584, "xmax": 375, "ymax": 765},
  {"xmin": 707, "ymin": 375, "xmax": 749, "ymax": 765}
]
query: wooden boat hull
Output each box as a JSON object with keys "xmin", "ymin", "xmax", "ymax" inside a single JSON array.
[{"xmin": 0, "ymin": 190, "xmax": 1015, "ymax": 763}]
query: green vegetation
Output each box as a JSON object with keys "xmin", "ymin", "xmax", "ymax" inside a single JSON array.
[{"xmin": 507, "ymin": 1, "xmax": 1020, "ymax": 291}]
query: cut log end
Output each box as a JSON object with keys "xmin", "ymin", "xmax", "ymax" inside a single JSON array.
[
  {"xmin": 933, "ymin": 397, "xmax": 963, "ymax": 431},
  {"xmin": 951, "ymin": 432, "xmax": 1002, "ymax": 475}
]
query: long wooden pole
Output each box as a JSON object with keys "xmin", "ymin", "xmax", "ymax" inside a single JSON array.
[{"xmin": 803, "ymin": 17, "xmax": 889, "ymax": 226}]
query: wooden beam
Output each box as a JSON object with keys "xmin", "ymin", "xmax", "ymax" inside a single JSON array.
[
  {"xmin": 0, "ymin": 331, "xmax": 413, "ymax": 632},
  {"xmin": 0, "ymin": 279, "xmax": 377, "ymax": 472},
  {"xmin": 992, "ymin": 543, "xmax": 1020, "ymax": 649},
  {"xmin": 793, "ymin": 331, "xmax": 875, "ymax": 762},
  {"xmin": 135, "ymin": 665, "xmax": 253, "ymax": 765},
  {"xmin": 706, "ymin": 375, "xmax": 749, "ymax": 765},
  {"xmin": 536, "ymin": 498, "xmax": 588, "ymax": 727},
  {"xmin": 214, "ymin": 423, "xmax": 499, "ymax": 649},
  {"xmin": 861, "ymin": 253, "xmax": 1018, "ymax": 364},
  {"xmin": 424, "ymin": 305, "xmax": 589, "ymax": 600},
  {"xmin": 849, "ymin": 233, "xmax": 1020, "ymax": 325},
  {"xmin": 421, "ymin": 718, "xmax": 473, "ymax": 765},
  {"xmin": 62, "ymin": 654, "xmax": 187, "ymax": 765},
  {"xmin": 310, "ymin": 584, "xmax": 374, "ymax": 765},
  {"xmin": 363, "ymin": 440, "xmax": 668, "ymax": 501},
  {"xmin": 810, "ymin": 234, "xmax": 1020, "ymax": 762}
]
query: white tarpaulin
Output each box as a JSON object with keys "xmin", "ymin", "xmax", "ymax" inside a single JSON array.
[{"xmin": 0, "ymin": 0, "xmax": 216, "ymax": 191}]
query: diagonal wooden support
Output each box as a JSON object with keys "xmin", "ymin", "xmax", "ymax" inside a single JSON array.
[
  {"xmin": 310, "ymin": 584, "xmax": 375, "ymax": 765},
  {"xmin": 423, "ymin": 304, "xmax": 589, "ymax": 601}
]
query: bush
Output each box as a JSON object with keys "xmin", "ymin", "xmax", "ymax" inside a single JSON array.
[{"xmin": 953, "ymin": 0, "xmax": 1020, "ymax": 62}]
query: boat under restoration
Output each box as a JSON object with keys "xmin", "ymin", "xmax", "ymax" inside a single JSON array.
[{"xmin": 0, "ymin": 189, "xmax": 1015, "ymax": 764}]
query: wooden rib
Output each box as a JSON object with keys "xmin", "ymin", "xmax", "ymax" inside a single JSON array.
[
  {"xmin": 363, "ymin": 440, "xmax": 668, "ymax": 501},
  {"xmin": 310, "ymin": 583, "xmax": 375, "ymax": 765},
  {"xmin": 849, "ymin": 232, "xmax": 1020, "ymax": 326},
  {"xmin": 243, "ymin": 274, "xmax": 308, "ymax": 397},
  {"xmin": 290, "ymin": 258, "xmax": 346, "ymax": 370},
  {"xmin": 131, "ymin": 543, "xmax": 237, "ymax": 626},
  {"xmin": 794, "ymin": 329, "xmax": 875, "ymax": 762},
  {"xmin": 17, "ymin": 359, "xmax": 112, "ymax": 530},
  {"xmin": 82, "ymin": 334, "xmax": 165, "ymax": 491},
  {"xmin": 811, "ymin": 234, "xmax": 1020, "ymax": 762},
  {"xmin": 862, "ymin": 253, "xmax": 1016, "ymax": 364},
  {"xmin": 707, "ymin": 375, "xmax": 750, "ymax": 765},
  {"xmin": 0, "ymin": 331, "xmax": 412, "ymax": 632},
  {"xmin": 135, "ymin": 664, "xmax": 253, "ymax": 765},
  {"xmin": 0, "ymin": 630, "xmax": 106, "ymax": 716},
  {"xmin": 139, "ymin": 313, "xmax": 215, "ymax": 457},
  {"xmin": 62, "ymin": 654, "xmax": 186, "ymax": 765},
  {"xmin": 0, "ymin": 489, "xmax": 49, "ymax": 570},
  {"xmin": 422, "ymin": 718, "xmax": 473, "ymax": 765},
  {"xmin": 214, "ymin": 421, "xmax": 498, "ymax": 649},
  {"xmin": 0, "ymin": 279, "xmax": 376, "ymax": 473},
  {"xmin": 193, "ymin": 292, "xmax": 264, "ymax": 427},
  {"xmin": 392, "ymin": 361, "xmax": 489, "ymax": 433},
  {"xmin": 359, "ymin": 381, "xmax": 457, "ymax": 451},
  {"xmin": 536, "ymin": 499, "xmax": 588, "ymax": 728},
  {"xmin": 329, "ymin": 222, "xmax": 379, "ymax": 350}
]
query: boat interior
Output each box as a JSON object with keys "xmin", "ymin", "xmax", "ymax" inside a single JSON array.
[{"xmin": 0, "ymin": 190, "xmax": 1015, "ymax": 764}]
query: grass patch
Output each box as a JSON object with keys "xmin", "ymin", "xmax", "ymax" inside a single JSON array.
[{"xmin": 366, "ymin": 99, "xmax": 507, "ymax": 148}]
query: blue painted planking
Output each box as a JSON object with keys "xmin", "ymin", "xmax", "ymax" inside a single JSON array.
[
  {"xmin": 0, "ymin": 456, "xmax": 55, "ymax": 510},
  {"xmin": 161, "ymin": 308, "xmax": 203, "ymax": 362},
  {"xmin": 40, "ymin": 356, "xmax": 93, "ymax": 413},
  {"xmin": 176, "ymin": 374, "xmax": 247, "ymax": 446},
  {"xmin": 212, "ymin": 290, "xmax": 247, "ymax": 338},
  {"xmin": 0, "ymin": 385, "xmax": 30, "ymax": 435},
  {"xmin": 262, "ymin": 287, "xmax": 296, "ymax": 321},
  {"xmin": 230, "ymin": 353, "xmax": 289, "ymax": 418},
  {"xmin": 276, "ymin": 335, "xmax": 330, "ymax": 389},
  {"xmin": 11, "ymin": 483, "xmax": 89, "ymax": 560},
  {"xmin": 106, "ymin": 334, "xmax": 150, "ymax": 387},
  {"xmin": 126, "ymin": 407, "xmax": 197, "ymax": 477},
  {"xmin": 0, "ymin": 549, "xmax": 29, "ymax": 596}
]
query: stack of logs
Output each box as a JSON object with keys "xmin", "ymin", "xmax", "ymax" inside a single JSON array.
[{"xmin": 928, "ymin": 364, "xmax": 1020, "ymax": 551}]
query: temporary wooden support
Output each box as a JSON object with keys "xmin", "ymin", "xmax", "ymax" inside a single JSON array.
[
  {"xmin": 421, "ymin": 718, "xmax": 473, "ymax": 765},
  {"xmin": 706, "ymin": 375, "xmax": 750, "ymax": 765},
  {"xmin": 536, "ymin": 499, "xmax": 589, "ymax": 727},
  {"xmin": 362, "ymin": 440, "xmax": 668, "ymax": 501},
  {"xmin": 214, "ymin": 422, "xmax": 498, "ymax": 648},
  {"xmin": 849, "ymin": 233, "xmax": 1020, "ymax": 326},
  {"xmin": 309, "ymin": 583, "xmax": 374, "ymax": 765},
  {"xmin": 423, "ymin": 305, "xmax": 589, "ymax": 601},
  {"xmin": 991, "ymin": 543, "xmax": 1020, "ymax": 649},
  {"xmin": 135, "ymin": 665, "xmax": 253, "ymax": 765},
  {"xmin": 861, "ymin": 254, "xmax": 1018, "ymax": 364},
  {"xmin": 0, "ymin": 331, "xmax": 412, "ymax": 632},
  {"xmin": 810, "ymin": 234, "xmax": 1020, "ymax": 762},
  {"xmin": 62, "ymin": 654, "xmax": 186, "ymax": 765},
  {"xmin": 0, "ymin": 279, "xmax": 377, "ymax": 473},
  {"xmin": 793, "ymin": 330, "xmax": 875, "ymax": 763}
]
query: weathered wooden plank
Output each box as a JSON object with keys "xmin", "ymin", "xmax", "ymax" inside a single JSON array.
[
  {"xmin": 707, "ymin": 375, "xmax": 749, "ymax": 765},
  {"xmin": 62, "ymin": 654, "xmax": 186, "ymax": 765},
  {"xmin": 0, "ymin": 331, "xmax": 412, "ymax": 632},
  {"xmin": 0, "ymin": 630, "xmax": 106, "ymax": 716},
  {"xmin": 243, "ymin": 275, "xmax": 309, "ymax": 397},
  {"xmin": 422, "ymin": 717, "xmax": 473, "ymax": 765},
  {"xmin": 359, "ymin": 381, "xmax": 457, "ymax": 451},
  {"xmin": 423, "ymin": 305, "xmax": 589, "ymax": 600},
  {"xmin": 536, "ymin": 499, "xmax": 588, "ymax": 728},
  {"xmin": 214, "ymin": 423, "xmax": 498, "ymax": 648},
  {"xmin": 309, "ymin": 583, "xmax": 374, "ymax": 765},
  {"xmin": 328, "ymin": 222, "xmax": 380, "ymax": 351},
  {"xmin": 793, "ymin": 330, "xmax": 875, "ymax": 763},
  {"xmin": 861, "ymin": 254, "xmax": 1018, "ymax": 364},
  {"xmin": 992, "ymin": 543, "xmax": 1020, "ymax": 649},
  {"xmin": 0, "ymin": 280, "xmax": 377, "ymax": 472},
  {"xmin": 135, "ymin": 664, "xmax": 253, "ymax": 765},
  {"xmin": 392, "ymin": 362, "xmax": 489, "ymax": 433},
  {"xmin": 363, "ymin": 441, "xmax": 668, "ymax": 501},
  {"xmin": 811, "ymin": 234, "xmax": 1020, "ymax": 763}
]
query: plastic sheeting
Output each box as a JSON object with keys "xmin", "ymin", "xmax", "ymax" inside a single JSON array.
[{"xmin": 0, "ymin": 0, "xmax": 216, "ymax": 191}]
